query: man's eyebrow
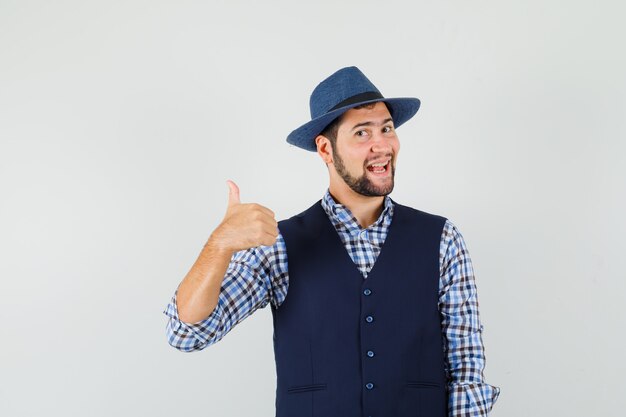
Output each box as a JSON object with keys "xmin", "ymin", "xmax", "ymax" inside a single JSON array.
[{"xmin": 350, "ymin": 117, "xmax": 394, "ymax": 132}]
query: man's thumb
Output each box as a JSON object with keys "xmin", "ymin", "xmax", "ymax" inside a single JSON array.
[{"xmin": 226, "ymin": 180, "xmax": 240, "ymax": 207}]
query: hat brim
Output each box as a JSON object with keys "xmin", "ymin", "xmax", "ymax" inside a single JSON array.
[{"xmin": 286, "ymin": 97, "xmax": 421, "ymax": 152}]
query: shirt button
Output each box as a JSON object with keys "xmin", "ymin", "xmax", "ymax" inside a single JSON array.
[
  {"xmin": 365, "ymin": 315, "xmax": 374, "ymax": 323},
  {"xmin": 365, "ymin": 382, "xmax": 374, "ymax": 390},
  {"xmin": 363, "ymin": 288, "xmax": 372, "ymax": 296},
  {"xmin": 367, "ymin": 350, "xmax": 375, "ymax": 358}
]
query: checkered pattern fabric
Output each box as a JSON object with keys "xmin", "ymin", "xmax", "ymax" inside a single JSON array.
[{"xmin": 164, "ymin": 190, "xmax": 500, "ymax": 416}]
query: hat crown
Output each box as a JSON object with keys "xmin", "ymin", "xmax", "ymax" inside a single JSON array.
[{"xmin": 309, "ymin": 66, "xmax": 381, "ymax": 119}]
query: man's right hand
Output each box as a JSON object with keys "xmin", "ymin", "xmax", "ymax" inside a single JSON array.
[
  {"xmin": 209, "ymin": 180, "xmax": 279, "ymax": 252},
  {"xmin": 175, "ymin": 179, "xmax": 278, "ymax": 324}
]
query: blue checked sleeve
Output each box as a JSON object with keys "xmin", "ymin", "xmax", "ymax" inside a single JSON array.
[
  {"xmin": 439, "ymin": 220, "xmax": 500, "ymax": 416},
  {"xmin": 164, "ymin": 233, "xmax": 289, "ymax": 352}
]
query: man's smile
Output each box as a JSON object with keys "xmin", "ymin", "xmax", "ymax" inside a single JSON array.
[{"xmin": 366, "ymin": 158, "xmax": 392, "ymax": 175}]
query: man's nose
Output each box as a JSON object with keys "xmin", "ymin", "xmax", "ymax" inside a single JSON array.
[{"xmin": 371, "ymin": 134, "xmax": 393, "ymax": 153}]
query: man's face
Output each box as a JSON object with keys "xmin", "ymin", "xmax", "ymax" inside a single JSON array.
[{"xmin": 330, "ymin": 102, "xmax": 399, "ymax": 197}]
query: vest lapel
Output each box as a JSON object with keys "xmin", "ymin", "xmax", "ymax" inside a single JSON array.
[{"xmin": 311, "ymin": 200, "xmax": 402, "ymax": 281}]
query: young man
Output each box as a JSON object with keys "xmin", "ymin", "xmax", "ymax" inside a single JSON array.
[{"xmin": 164, "ymin": 66, "xmax": 500, "ymax": 417}]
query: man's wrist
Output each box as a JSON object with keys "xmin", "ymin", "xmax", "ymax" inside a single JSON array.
[{"xmin": 205, "ymin": 233, "xmax": 234, "ymax": 255}]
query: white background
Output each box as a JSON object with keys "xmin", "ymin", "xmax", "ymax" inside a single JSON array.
[{"xmin": 1, "ymin": 1, "xmax": 625, "ymax": 416}]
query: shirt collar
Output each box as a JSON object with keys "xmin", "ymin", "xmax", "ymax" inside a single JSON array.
[{"xmin": 321, "ymin": 189, "xmax": 394, "ymax": 233}]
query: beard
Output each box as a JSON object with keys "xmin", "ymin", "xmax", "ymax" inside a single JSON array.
[{"xmin": 332, "ymin": 146, "xmax": 396, "ymax": 197}]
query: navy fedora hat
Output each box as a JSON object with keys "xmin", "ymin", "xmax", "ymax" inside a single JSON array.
[{"xmin": 286, "ymin": 66, "xmax": 421, "ymax": 152}]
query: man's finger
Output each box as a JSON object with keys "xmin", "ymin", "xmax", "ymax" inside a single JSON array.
[
  {"xmin": 252, "ymin": 204, "xmax": 276, "ymax": 219},
  {"xmin": 226, "ymin": 180, "xmax": 241, "ymax": 207}
]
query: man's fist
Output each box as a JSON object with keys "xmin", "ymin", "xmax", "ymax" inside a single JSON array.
[{"xmin": 209, "ymin": 180, "xmax": 279, "ymax": 252}]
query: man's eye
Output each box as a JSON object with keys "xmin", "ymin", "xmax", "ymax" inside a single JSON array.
[
  {"xmin": 383, "ymin": 126, "xmax": 394, "ymax": 133},
  {"xmin": 356, "ymin": 130, "xmax": 368, "ymax": 137}
]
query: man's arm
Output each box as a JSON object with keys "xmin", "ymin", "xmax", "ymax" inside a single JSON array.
[
  {"xmin": 163, "ymin": 180, "xmax": 284, "ymax": 352},
  {"xmin": 439, "ymin": 220, "xmax": 500, "ymax": 416},
  {"xmin": 176, "ymin": 180, "xmax": 278, "ymax": 323},
  {"xmin": 164, "ymin": 236, "xmax": 287, "ymax": 351}
]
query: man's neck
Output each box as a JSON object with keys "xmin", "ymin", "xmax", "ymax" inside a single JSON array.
[{"xmin": 328, "ymin": 185, "xmax": 385, "ymax": 229}]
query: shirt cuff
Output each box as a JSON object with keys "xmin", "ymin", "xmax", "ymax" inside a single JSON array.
[
  {"xmin": 449, "ymin": 383, "xmax": 501, "ymax": 417},
  {"xmin": 163, "ymin": 291, "xmax": 225, "ymax": 348}
]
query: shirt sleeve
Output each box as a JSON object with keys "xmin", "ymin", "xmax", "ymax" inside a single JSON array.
[
  {"xmin": 163, "ymin": 232, "xmax": 289, "ymax": 352},
  {"xmin": 439, "ymin": 220, "xmax": 500, "ymax": 416}
]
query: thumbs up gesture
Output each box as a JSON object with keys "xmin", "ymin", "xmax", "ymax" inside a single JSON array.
[{"xmin": 210, "ymin": 180, "xmax": 279, "ymax": 253}]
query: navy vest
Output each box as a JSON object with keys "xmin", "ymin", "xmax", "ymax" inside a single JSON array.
[{"xmin": 272, "ymin": 200, "xmax": 448, "ymax": 417}]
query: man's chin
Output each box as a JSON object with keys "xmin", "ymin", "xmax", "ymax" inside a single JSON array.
[
  {"xmin": 336, "ymin": 167, "xmax": 395, "ymax": 197},
  {"xmin": 354, "ymin": 180, "xmax": 394, "ymax": 197},
  {"xmin": 367, "ymin": 174, "xmax": 394, "ymax": 195}
]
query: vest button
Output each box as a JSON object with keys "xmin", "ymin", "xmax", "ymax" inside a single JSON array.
[
  {"xmin": 365, "ymin": 315, "xmax": 374, "ymax": 323},
  {"xmin": 363, "ymin": 288, "xmax": 372, "ymax": 296},
  {"xmin": 367, "ymin": 350, "xmax": 375, "ymax": 357},
  {"xmin": 365, "ymin": 382, "xmax": 374, "ymax": 390}
]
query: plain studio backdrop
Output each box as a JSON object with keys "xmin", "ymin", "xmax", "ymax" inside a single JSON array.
[{"xmin": 1, "ymin": 1, "xmax": 624, "ymax": 416}]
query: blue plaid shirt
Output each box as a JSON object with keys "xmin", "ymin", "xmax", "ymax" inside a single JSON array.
[{"xmin": 164, "ymin": 190, "xmax": 500, "ymax": 416}]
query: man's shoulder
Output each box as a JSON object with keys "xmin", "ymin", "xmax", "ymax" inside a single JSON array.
[
  {"xmin": 391, "ymin": 199, "xmax": 448, "ymax": 224},
  {"xmin": 277, "ymin": 200, "xmax": 325, "ymax": 238}
]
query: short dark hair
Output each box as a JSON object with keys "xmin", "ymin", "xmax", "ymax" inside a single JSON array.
[{"xmin": 318, "ymin": 102, "xmax": 393, "ymax": 146}]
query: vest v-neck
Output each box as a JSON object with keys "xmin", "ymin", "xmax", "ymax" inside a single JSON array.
[{"xmin": 313, "ymin": 200, "xmax": 401, "ymax": 281}]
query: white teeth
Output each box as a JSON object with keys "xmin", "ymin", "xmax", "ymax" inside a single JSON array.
[{"xmin": 369, "ymin": 160, "xmax": 389, "ymax": 167}]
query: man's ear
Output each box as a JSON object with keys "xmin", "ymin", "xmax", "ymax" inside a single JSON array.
[{"xmin": 315, "ymin": 135, "xmax": 333, "ymax": 165}]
